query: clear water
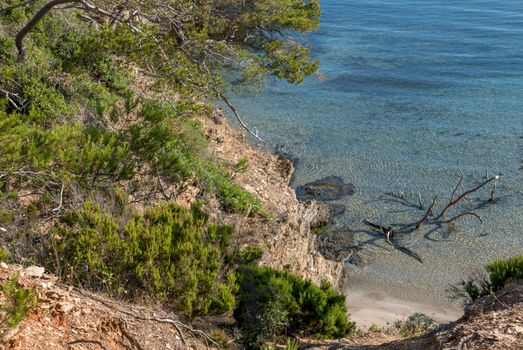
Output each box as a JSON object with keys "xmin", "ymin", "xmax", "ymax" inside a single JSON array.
[{"xmin": 226, "ymin": 0, "xmax": 523, "ymax": 310}]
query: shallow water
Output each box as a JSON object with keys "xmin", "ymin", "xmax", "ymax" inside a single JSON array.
[{"xmin": 226, "ymin": 0, "xmax": 523, "ymax": 312}]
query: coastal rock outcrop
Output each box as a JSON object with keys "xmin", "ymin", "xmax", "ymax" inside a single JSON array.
[{"xmin": 196, "ymin": 114, "xmax": 345, "ymax": 287}]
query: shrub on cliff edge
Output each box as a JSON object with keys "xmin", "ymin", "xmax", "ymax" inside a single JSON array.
[
  {"xmin": 465, "ymin": 253, "xmax": 523, "ymax": 300},
  {"xmin": 234, "ymin": 266, "xmax": 355, "ymax": 349},
  {"xmin": 51, "ymin": 201, "xmax": 237, "ymax": 316}
]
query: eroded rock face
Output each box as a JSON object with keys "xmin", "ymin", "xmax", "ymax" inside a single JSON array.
[
  {"xmin": 296, "ymin": 176, "xmax": 356, "ymax": 202},
  {"xmin": 197, "ymin": 115, "xmax": 345, "ymax": 288}
]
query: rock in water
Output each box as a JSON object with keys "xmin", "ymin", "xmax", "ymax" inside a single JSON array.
[{"xmin": 296, "ymin": 176, "xmax": 355, "ymax": 201}]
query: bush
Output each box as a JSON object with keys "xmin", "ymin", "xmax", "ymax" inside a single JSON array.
[
  {"xmin": 0, "ymin": 275, "xmax": 37, "ymax": 327},
  {"xmin": 234, "ymin": 266, "xmax": 355, "ymax": 349},
  {"xmin": 392, "ymin": 313, "xmax": 436, "ymax": 338},
  {"xmin": 52, "ymin": 201, "xmax": 237, "ymax": 316},
  {"xmin": 465, "ymin": 253, "xmax": 523, "ymax": 300}
]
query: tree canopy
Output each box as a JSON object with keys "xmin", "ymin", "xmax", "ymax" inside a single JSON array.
[{"xmin": 3, "ymin": 0, "xmax": 320, "ymax": 98}]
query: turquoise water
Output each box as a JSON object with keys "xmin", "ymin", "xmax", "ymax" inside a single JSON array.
[{"xmin": 227, "ymin": 0, "xmax": 523, "ymax": 310}]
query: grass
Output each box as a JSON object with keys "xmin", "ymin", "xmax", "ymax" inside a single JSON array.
[{"xmin": 464, "ymin": 253, "xmax": 523, "ymax": 300}]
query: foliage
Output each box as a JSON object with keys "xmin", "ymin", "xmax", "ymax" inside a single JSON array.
[
  {"xmin": 0, "ymin": 275, "xmax": 37, "ymax": 327},
  {"xmin": 0, "ymin": 248, "xmax": 8, "ymax": 263},
  {"xmin": 52, "ymin": 201, "xmax": 237, "ymax": 316},
  {"xmin": 236, "ymin": 247, "xmax": 264, "ymax": 265},
  {"xmin": 369, "ymin": 323, "xmax": 380, "ymax": 333},
  {"xmin": 464, "ymin": 253, "xmax": 523, "ymax": 300},
  {"xmin": 392, "ymin": 313, "xmax": 436, "ymax": 338},
  {"xmin": 234, "ymin": 157, "xmax": 250, "ymax": 173},
  {"xmin": 235, "ymin": 266, "xmax": 355, "ymax": 349},
  {"xmin": 261, "ymin": 338, "xmax": 300, "ymax": 350},
  {"xmin": 210, "ymin": 328, "xmax": 233, "ymax": 350},
  {"xmin": 2, "ymin": 0, "xmax": 320, "ymax": 94}
]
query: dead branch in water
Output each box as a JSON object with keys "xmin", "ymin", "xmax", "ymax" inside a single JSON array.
[
  {"xmin": 363, "ymin": 166, "xmax": 502, "ymax": 263},
  {"xmin": 437, "ymin": 174, "xmax": 500, "ymax": 219},
  {"xmin": 415, "ymin": 196, "xmax": 437, "ymax": 229}
]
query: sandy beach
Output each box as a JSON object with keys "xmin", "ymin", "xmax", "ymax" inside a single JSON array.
[{"xmin": 346, "ymin": 289, "xmax": 463, "ymax": 329}]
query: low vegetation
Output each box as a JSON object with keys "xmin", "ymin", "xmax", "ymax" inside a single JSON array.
[
  {"xmin": 392, "ymin": 313, "xmax": 436, "ymax": 338},
  {"xmin": 465, "ymin": 253, "xmax": 523, "ymax": 300},
  {"xmin": 235, "ymin": 265, "xmax": 355, "ymax": 349},
  {"xmin": 51, "ymin": 201, "xmax": 237, "ymax": 316},
  {"xmin": 0, "ymin": 275, "xmax": 37, "ymax": 328}
]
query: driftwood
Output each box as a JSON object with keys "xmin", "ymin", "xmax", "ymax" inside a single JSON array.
[{"xmin": 364, "ymin": 167, "xmax": 502, "ymax": 263}]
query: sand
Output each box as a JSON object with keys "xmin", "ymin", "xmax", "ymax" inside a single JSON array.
[{"xmin": 346, "ymin": 289, "xmax": 463, "ymax": 329}]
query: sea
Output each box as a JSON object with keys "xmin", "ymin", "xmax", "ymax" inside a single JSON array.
[{"xmin": 226, "ymin": 0, "xmax": 523, "ymax": 315}]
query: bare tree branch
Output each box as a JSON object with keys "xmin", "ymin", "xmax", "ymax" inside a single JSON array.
[
  {"xmin": 437, "ymin": 175, "xmax": 500, "ymax": 219},
  {"xmin": 440, "ymin": 212, "xmax": 483, "ymax": 225},
  {"xmin": 15, "ymin": 0, "xmax": 81, "ymax": 60},
  {"xmin": 219, "ymin": 93, "xmax": 265, "ymax": 143},
  {"xmin": 415, "ymin": 196, "xmax": 437, "ymax": 230}
]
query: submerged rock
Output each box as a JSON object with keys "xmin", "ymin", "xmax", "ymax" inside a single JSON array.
[
  {"xmin": 296, "ymin": 176, "xmax": 356, "ymax": 201},
  {"xmin": 327, "ymin": 203, "xmax": 346, "ymax": 219}
]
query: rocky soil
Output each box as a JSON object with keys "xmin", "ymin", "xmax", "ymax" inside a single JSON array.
[
  {"xmin": 0, "ymin": 263, "xmax": 222, "ymax": 350},
  {"xmin": 2, "ymin": 261, "xmax": 521, "ymax": 350}
]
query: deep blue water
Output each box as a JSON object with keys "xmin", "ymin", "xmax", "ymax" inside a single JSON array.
[{"xmin": 227, "ymin": 0, "xmax": 523, "ymax": 310}]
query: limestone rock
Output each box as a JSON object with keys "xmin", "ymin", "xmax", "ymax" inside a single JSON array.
[{"xmin": 23, "ymin": 266, "xmax": 45, "ymax": 278}]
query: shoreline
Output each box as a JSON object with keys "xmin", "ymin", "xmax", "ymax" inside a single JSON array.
[
  {"xmin": 346, "ymin": 288, "xmax": 462, "ymax": 329},
  {"xmin": 221, "ymin": 119, "xmax": 463, "ymax": 329}
]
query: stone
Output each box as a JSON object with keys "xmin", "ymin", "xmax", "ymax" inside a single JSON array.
[
  {"xmin": 296, "ymin": 176, "xmax": 356, "ymax": 202},
  {"xmin": 56, "ymin": 302, "xmax": 74, "ymax": 313},
  {"xmin": 0, "ymin": 262, "xmax": 8, "ymax": 270},
  {"xmin": 24, "ymin": 265, "xmax": 45, "ymax": 278},
  {"xmin": 327, "ymin": 203, "xmax": 346, "ymax": 218},
  {"xmin": 1, "ymin": 325, "xmax": 19, "ymax": 342}
]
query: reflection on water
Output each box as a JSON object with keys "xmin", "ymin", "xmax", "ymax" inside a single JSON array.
[{"xmin": 225, "ymin": 0, "xmax": 523, "ymax": 310}]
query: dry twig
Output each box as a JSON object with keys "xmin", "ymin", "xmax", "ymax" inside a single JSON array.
[{"xmin": 68, "ymin": 339, "xmax": 108, "ymax": 350}]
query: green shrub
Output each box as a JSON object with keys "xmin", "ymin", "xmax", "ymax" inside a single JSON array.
[
  {"xmin": 465, "ymin": 253, "xmax": 523, "ymax": 300},
  {"xmin": 0, "ymin": 275, "xmax": 37, "ymax": 327},
  {"xmin": 392, "ymin": 313, "xmax": 436, "ymax": 338},
  {"xmin": 0, "ymin": 248, "xmax": 8, "ymax": 263},
  {"xmin": 237, "ymin": 247, "xmax": 264, "ymax": 265},
  {"xmin": 52, "ymin": 201, "xmax": 237, "ymax": 316},
  {"xmin": 234, "ymin": 157, "xmax": 249, "ymax": 173},
  {"xmin": 369, "ymin": 323, "xmax": 380, "ymax": 333},
  {"xmin": 235, "ymin": 266, "xmax": 355, "ymax": 349}
]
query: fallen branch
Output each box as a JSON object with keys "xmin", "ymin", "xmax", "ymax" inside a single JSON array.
[
  {"xmin": 440, "ymin": 212, "xmax": 483, "ymax": 225},
  {"xmin": 68, "ymin": 339, "xmax": 108, "ymax": 350},
  {"xmin": 415, "ymin": 196, "xmax": 437, "ymax": 229},
  {"xmin": 417, "ymin": 192, "xmax": 424, "ymax": 209},
  {"xmin": 117, "ymin": 320, "xmax": 146, "ymax": 350},
  {"xmin": 70, "ymin": 288, "xmax": 191, "ymax": 346},
  {"xmin": 219, "ymin": 93, "xmax": 265, "ymax": 143},
  {"xmin": 51, "ymin": 182, "xmax": 65, "ymax": 212},
  {"xmin": 437, "ymin": 174, "xmax": 500, "ymax": 219},
  {"xmin": 363, "ymin": 219, "xmax": 393, "ymax": 244}
]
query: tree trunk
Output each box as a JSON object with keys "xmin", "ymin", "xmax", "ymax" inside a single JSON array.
[{"xmin": 15, "ymin": 0, "xmax": 81, "ymax": 60}]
